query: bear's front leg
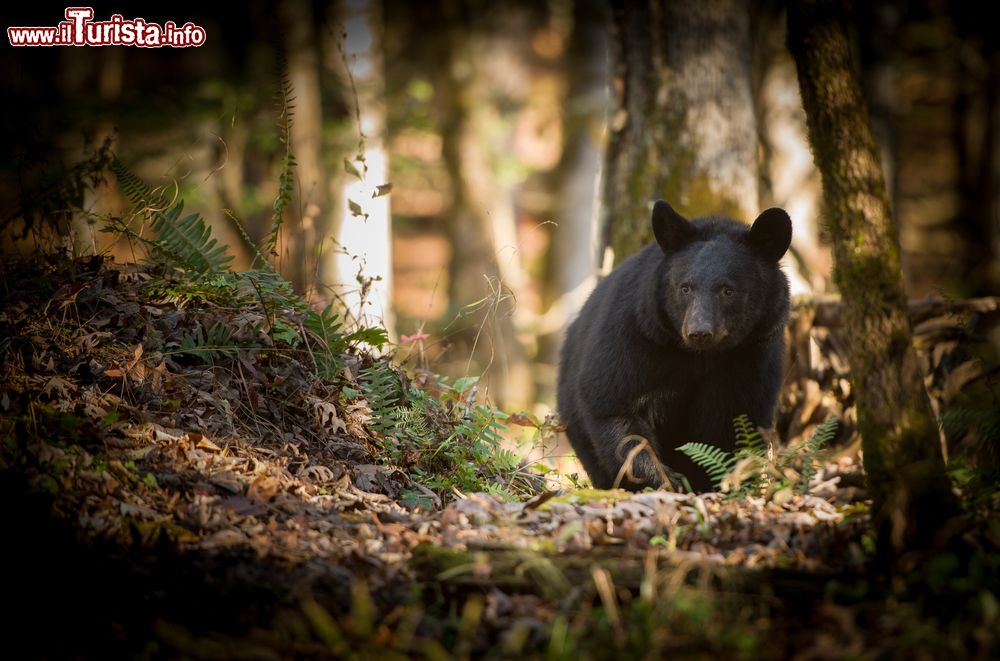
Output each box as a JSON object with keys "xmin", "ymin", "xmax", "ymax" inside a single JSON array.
[{"xmin": 587, "ymin": 415, "xmax": 678, "ymax": 491}]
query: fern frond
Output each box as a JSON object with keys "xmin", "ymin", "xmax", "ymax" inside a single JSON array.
[
  {"xmin": 111, "ymin": 157, "xmax": 233, "ymax": 274},
  {"xmin": 453, "ymin": 404, "xmax": 507, "ymax": 451},
  {"xmin": 798, "ymin": 416, "xmax": 839, "ymax": 491},
  {"xmin": 805, "ymin": 416, "xmax": 839, "ymax": 453},
  {"xmin": 359, "ymin": 362, "xmax": 403, "ymax": 435},
  {"xmin": 240, "ymin": 269, "xmax": 305, "ymax": 313},
  {"xmin": 306, "ymin": 304, "xmax": 347, "ymax": 379},
  {"xmin": 678, "ymin": 442, "xmax": 736, "ymax": 489},
  {"xmin": 151, "ymin": 204, "xmax": 234, "ymax": 274},
  {"xmin": 264, "ymin": 58, "xmax": 297, "ymax": 260},
  {"xmin": 177, "ymin": 320, "xmax": 238, "ymax": 364},
  {"xmin": 733, "ymin": 414, "xmax": 767, "ymax": 458},
  {"xmin": 396, "ymin": 407, "xmax": 434, "ymax": 447},
  {"xmin": 344, "ymin": 326, "xmax": 389, "ymax": 350},
  {"xmin": 111, "ymin": 156, "xmax": 166, "ymax": 208}
]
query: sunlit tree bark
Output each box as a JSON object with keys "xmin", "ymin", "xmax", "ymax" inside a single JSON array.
[
  {"xmin": 329, "ymin": 0, "xmax": 394, "ymax": 334},
  {"xmin": 787, "ymin": 0, "xmax": 957, "ymax": 562},
  {"xmin": 602, "ymin": 0, "xmax": 759, "ymax": 264}
]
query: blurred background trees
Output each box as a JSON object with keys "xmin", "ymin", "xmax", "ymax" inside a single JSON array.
[{"xmin": 2, "ymin": 0, "xmax": 998, "ymax": 421}]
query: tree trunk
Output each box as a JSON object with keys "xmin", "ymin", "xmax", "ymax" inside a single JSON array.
[
  {"xmin": 552, "ymin": 0, "xmax": 608, "ymax": 300},
  {"xmin": 279, "ymin": 0, "xmax": 328, "ymax": 296},
  {"xmin": 432, "ymin": 2, "xmax": 532, "ymax": 407},
  {"xmin": 602, "ymin": 0, "xmax": 759, "ymax": 264},
  {"xmin": 540, "ymin": 0, "xmax": 609, "ymax": 386},
  {"xmin": 786, "ymin": 0, "xmax": 957, "ymax": 563},
  {"xmin": 752, "ymin": 2, "xmax": 827, "ymax": 295},
  {"xmin": 330, "ymin": 0, "xmax": 395, "ymax": 334},
  {"xmin": 856, "ymin": 1, "xmax": 1000, "ymax": 299}
]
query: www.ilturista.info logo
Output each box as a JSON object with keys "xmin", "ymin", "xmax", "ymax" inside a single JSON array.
[{"xmin": 8, "ymin": 7, "xmax": 206, "ymax": 48}]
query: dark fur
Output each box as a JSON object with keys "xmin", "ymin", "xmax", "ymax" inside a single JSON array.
[{"xmin": 558, "ymin": 200, "xmax": 792, "ymax": 492}]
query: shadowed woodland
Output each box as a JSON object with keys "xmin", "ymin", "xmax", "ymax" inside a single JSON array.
[{"xmin": 2, "ymin": 0, "xmax": 999, "ymax": 658}]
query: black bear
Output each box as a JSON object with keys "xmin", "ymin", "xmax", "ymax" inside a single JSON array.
[{"xmin": 557, "ymin": 200, "xmax": 791, "ymax": 492}]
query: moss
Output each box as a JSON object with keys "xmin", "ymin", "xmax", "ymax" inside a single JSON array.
[
  {"xmin": 788, "ymin": 0, "xmax": 959, "ymax": 562},
  {"xmin": 539, "ymin": 487, "xmax": 637, "ymax": 510},
  {"xmin": 676, "ymin": 174, "xmax": 744, "ymax": 221}
]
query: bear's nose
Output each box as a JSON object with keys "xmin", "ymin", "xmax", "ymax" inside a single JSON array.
[{"xmin": 686, "ymin": 331, "xmax": 714, "ymax": 347}]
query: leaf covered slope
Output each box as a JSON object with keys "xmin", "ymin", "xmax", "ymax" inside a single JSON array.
[{"xmin": 0, "ymin": 254, "xmax": 881, "ymax": 657}]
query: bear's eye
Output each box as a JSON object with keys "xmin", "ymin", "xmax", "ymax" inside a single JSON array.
[
  {"xmin": 680, "ymin": 283, "xmax": 692, "ymax": 294},
  {"xmin": 722, "ymin": 286, "xmax": 735, "ymax": 297}
]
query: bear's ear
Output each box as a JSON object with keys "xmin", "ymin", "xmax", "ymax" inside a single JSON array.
[
  {"xmin": 748, "ymin": 208, "xmax": 792, "ymax": 262},
  {"xmin": 651, "ymin": 200, "xmax": 695, "ymax": 253}
]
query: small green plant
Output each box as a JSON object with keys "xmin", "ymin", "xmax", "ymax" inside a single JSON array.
[
  {"xmin": 679, "ymin": 414, "xmax": 839, "ymax": 497},
  {"xmin": 675, "ymin": 442, "xmax": 739, "ymax": 489},
  {"xmin": 177, "ymin": 320, "xmax": 239, "ymax": 365},
  {"xmin": 109, "ymin": 157, "xmax": 233, "ymax": 275},
  {"xmin": 103, "ymin": 65, "xmax": 385, "ymax": 381},
  {"xmin": 107, "ymin": 156, "xmax": 386, "ymax": 380},
  {"xmin": 351, "ymin": 365, "xmax": 532, "ymax": 502},
  {"xmin": 786, "ymin": 415, "xmax": 839, "ymax": 491}
]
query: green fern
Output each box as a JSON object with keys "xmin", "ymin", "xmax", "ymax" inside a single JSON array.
[
  {"xmin": 177, "ymin": 320, "xmax": 238, "ymax": 365},
  {"xmin": 677, "ymin": 442, "xmax": 737, "ymax": 489},
  {"xmin": 110, "ymin": 157, "xmax": 233, "ymax": 274},
  {"xmin": 359, "ymin": 362, "xmax": 404, "ymax": 435},
  {"xmin": 306, "ymin": 304, "xmax": 347, "ymax": 379},
  {"xmin": 452, "ymin": 403, "xmax": 508, "ymax": 455},
  {"xmin": 239, "ymin": 269, "xmax": 305, "ymax": 313},
  {"xmin": 111, "ymin": 155, "xmax": 162, "ymax": 207},
  {"xmin": 680, "ymin": 414, "xmax": 839, "ymax": 495},
  {"xmin": 345, "ymin": 365, "xmax": 529, "ymax": 499},
  {"xmin": 345, "ymin": 326, "xmax": 390, "ymax": 350},
  {"xmin": 395, "ymin": 407, "xmax": 435, "ymax": 451},
  {"xmin": 795, "ymin": 416, "xmax": 840, "ymax": 491},
  {"xmin": 264, "ymin": 60, "xmax": 297, "ymax": 260},
  {"xmin": 150, "ymin": 203, "xmax": 234, "ymax": 274},
  {"xmin": 733, "ymin": 414, "xmax": 767, "ymax": 459}
]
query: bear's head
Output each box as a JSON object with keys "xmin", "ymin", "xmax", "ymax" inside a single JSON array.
[{"xmin": 651, "ymin": 199, "xmax": 792, "ymax": 351}]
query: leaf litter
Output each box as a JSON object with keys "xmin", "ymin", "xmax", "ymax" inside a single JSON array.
[{"xmin": 1, "ymin": 254, "xmax": 995, "ymax": 657}]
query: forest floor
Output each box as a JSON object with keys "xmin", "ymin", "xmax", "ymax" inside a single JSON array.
[{"xmin": 2, "ymin": 254, "xmax": 998, "ymax": 659}]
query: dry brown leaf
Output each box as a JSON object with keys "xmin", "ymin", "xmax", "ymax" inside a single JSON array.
[
  {"xmin": 196, "ymin": 436, "xmax": 223, "ymax": 452},
  {"xmin": 42, "ymin": 376, "xmax": 75, "ymax": 398}
]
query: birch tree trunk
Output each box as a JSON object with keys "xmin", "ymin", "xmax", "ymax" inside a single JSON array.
[
  {"xmin": 330, "ymin": 0, "xmax": 394, "ymax": 334},
  {"xmin": 786, "ymin": 0, "xmax": 957, "ymax": 562}
]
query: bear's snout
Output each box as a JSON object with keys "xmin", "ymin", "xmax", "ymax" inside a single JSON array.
[
  {"xmin": 686, "ymin": 329, "xmax": 715, "ymax": 348},
  {"xmin": 681, "ymin": 300, "xmax": 725, "ymax": 350}
]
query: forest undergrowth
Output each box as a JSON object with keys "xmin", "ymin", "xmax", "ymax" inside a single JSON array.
[
  {"xmin": 2, "ymin": 256, "xmax": 998, "ymax": 658},
  {"xmin": 1, "ymin": 146, "xmax": 998, "ymax": 657}
]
